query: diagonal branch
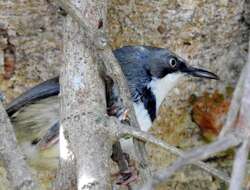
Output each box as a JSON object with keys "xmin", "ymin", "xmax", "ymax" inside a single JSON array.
[
  {"xmin": 219, "ymin": 68, "xmax": 246, "ymax": 137},
  {"xmin": 229, "ymin": 40, "xmax": 250, "ymax": 190},
  {"xmin": 0, "ymin": 102, "xmax": 39, "ymax": 190},
  {"xmin": 219, "ymin": 41, "xmax": 250, "ymax": 138},
  {"xmin": 138, "ymin": 132, "xmax": 241, "ymax": 190},
  {"xmin": 229, "ymin": 138, "xmax": 250, "ymax": 190},
  {"xmin": 109, "ymin": 119, "xmax": 231, "ymax": 183},
  {"xmin": 56, "ymin": 0, "xmax": 95, "ymax": 39}
]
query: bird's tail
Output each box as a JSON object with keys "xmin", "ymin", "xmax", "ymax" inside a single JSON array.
[{"xmin": 5, "ymin": 77, "xmax": 60, "ymax": 169}]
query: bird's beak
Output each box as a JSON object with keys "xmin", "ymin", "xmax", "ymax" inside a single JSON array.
[{"xmin": 182, "ymin": 66, "xmax": 219, "ymax": 80}]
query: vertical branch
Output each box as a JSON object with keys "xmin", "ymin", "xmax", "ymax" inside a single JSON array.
[
  {"xmin": 229, "ymin": 139, "xmax": 250, "ymax": 190},
  {"xmin": 56, "ymin": 1, "xmax": 115, "ymax": 189},
  {"xmin": 219, "ymin": 41, "xmax": 250, "ymax": 137},
  {"xmin": 98, "ymin": 48, "xmax": 152, "ymax": 183},
  {"xmin": 229, "ymin": 40, "xmax": 250, "ymax": 190},
  {"xmin": 219, "ymin": 68, "xmax": 245, "ymax": 137},
  {"xmin": 0, "ymin": 102, "xmax": 39, "ymax": 190},
  {"xmin": 140, "ymin": 133, "xmax": 240, "ymax": 190},
  {"xmin": 55, "ymin": 0, "xmax": 151, "ymax": 187}
]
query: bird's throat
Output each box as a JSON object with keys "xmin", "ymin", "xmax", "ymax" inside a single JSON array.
[{"xmin": 149, "ymin": 73, "xmax": 182, "ymax": 112}]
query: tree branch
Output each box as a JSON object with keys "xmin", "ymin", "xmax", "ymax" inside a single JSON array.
[
  {"xmin": 229, "ymin": 40, "xmax": 250, "ymax": 190},
  {"xmin": 218, "ymin": 40, "xmax": 249, "ymax": 137},
  {"xmin": 139, "ymin": 132, "xmax": 241, "ymax": 190},
  {"xmin": 229, "ymin": 139, "xmax": 250, "ymax": 190},
  {"xmin": 0, "ymin": 102, "xmax": 39, "ymax": 189},
  {"xmin": 55, "ymin": 0, "xmax": 96, "ymax": 39},
  {"xmin": 55, "ymin": 1, "xmax": 249, "ymax": 190},
  {"xmin": 108, "ymin": 118, "xmax": 231, "ymax": 183},
  {"xmin": 55, "ymin": 0, "xmax": 151, "ymax": 184},
  {"xmin": 55, "ymin": 0, "xmax": 113, "ymax": 189},
  {"xmin": 219, "ymin": 67, "xmax": 246, "ymax": 137}
]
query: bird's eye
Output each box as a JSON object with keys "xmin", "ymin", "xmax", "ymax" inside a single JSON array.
[{"xmin": 169, "ymin": 58, "xmax": 177, "ymax": 67}]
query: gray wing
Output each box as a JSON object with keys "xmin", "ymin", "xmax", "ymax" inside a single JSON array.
[
  {"xmin": 6, "ymin": 77, "xmax": 59, "ymax": 116},
  {"xmin": 11, "ymin": 96, "xmax": 59, "ymax": 144},
  {"xmin": 5, "ymin": 46, "xmax": 153, "ymax": 160},
  {"xmin": 113, "ymin": 46, "xmax": 152, "ymax": 102}
]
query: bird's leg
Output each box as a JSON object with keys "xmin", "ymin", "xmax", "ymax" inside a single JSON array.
[
  {"xmin": 111, "ymin": 142, "xmax": 139, "ymax": 186},
  {"xmin": 112, "ymin": 145, "xmax": 139, "ymax": 186},
  {"xmin": 0, "ymin": 91, "xmax": 5, "ymax": 102},
  {"xmin": 111, "ymin": 143, "xmax": 131, "ymax": 179},
  {"xmin": 101, "ymin": 73, "xmax": 138, "ymax": 186}
]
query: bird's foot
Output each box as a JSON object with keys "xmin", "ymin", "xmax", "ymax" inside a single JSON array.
[
  {"xmin": 120, "ymin": 108, "xmax": 130, "ymax": 124},
  {"xmin": 114, "ymin": 152, "xmax": 139, "ymax": 186},
  {"xmin": 113, "ymin": 165, "xmax": 139, "ymax": 186},
  {"xmin": 0, "ymin": 91, "xmax": 5, "ymax": 102}
]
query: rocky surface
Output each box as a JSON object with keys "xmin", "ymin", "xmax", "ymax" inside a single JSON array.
[
  {"xmin": 0, "ymin": 1, "xmax": 63, "ymax": 102},
  {"xmin": 0, "ymin": 0, "xmax": 249, "ymax": 189}
]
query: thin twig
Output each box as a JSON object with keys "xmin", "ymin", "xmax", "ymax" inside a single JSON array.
[
  {"xmin": 229, "ymin": 40, "xmax": 250, "ymax": 190},
  {"xmin": 238, "ymin": 40, "xmax": 250, "ymax": 130},
  {"xmin": 111, "ymin": 120, "xmax": 231, "ymax": 183},
  {"xmin": 139, "ymin": 132, "xmax": 241, "ymax": 190},
  {"xmin": 229, "ymin": 139, "xmax": 250, "ymax": 190},
  {"xmin": 219, "ymin": 65, "xmax": 246, "ymax": 137}
]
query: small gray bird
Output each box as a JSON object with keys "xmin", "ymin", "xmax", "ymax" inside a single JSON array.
[{"xmin": 6, "ymin": 45, "xmax": 218, "ymax": 169}]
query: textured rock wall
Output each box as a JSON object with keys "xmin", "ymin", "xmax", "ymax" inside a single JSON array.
[
  {"xmin": 0, "ymin": 1, "xmax": 63, "ymax": 102},
  {"xmin": 0, "ymin": 0, "xmax": 249, "ymax": 189}
]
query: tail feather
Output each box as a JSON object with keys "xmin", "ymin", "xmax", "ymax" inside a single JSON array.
[
  {"xmin": 11, "ymin": 96, "xmax": 59, "ymax": 143},
  {"xmin": 6, "ymin": 77, "xmax": 59, "ymax": 116},
  {"xmin": 5, "ymin": 78, "xmax": 60, "ymax": 167}
]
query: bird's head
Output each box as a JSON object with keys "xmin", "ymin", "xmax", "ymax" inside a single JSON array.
[{"xmin": 147, "ymin": 48, "xmax": 219, "ymax": 80}]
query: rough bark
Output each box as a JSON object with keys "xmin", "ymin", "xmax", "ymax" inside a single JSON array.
[
  {"xmin": 55, "ymin": 0, "xmax": 151, "ymax": 183},
  {"xmin": 56, "ymin": 1, "xmax": 115, "ymax": 189},
  {"xmin": 0, "ymin": 102, "xmax": 39, "ymax": 190},
  {"xmin": 228, "ymin": 41, "xmax": 250, "ymax": 190},
  {"xmin": 55, "ymin": 0, "xmax": 151, "ymax": 189}
]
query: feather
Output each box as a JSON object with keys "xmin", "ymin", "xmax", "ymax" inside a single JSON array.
[
  {"xmin": 6, "ymin": 78, "xmax": 60, "ymax": 168},
  {"xmin": 6, "ymin": 77, "xmax": 59, "ymax": 116}
]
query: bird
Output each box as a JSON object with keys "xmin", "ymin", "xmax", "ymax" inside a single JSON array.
[{"xmin": 5, "ymin": 45, "xmax": 218, "ymax": 170}]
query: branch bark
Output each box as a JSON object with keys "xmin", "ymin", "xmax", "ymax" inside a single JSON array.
[
  {"xmin": 55, "ymin": 0, "xmax": 151, "ymax": 188},
  {"xmin": 56, "ymin": 0, "xmax": 151, "ymax": 183},
  {"xmin": 138, "ymin": 132, "xmax": 241, "ymax": 190},
  {"xmin": 56, "ymin": 1, "xmax": 113, "ymax": 189},
  {"xmin": 229, "ymin": 139, "xmax": 250, "ymax": 190},
  {"xmin": 0, "ymin": 102, "xmax": 39, "ymax": 190},
  {"xmin": 228, "ymin": 40, "xmax": 250, "ymax": 190},
  {"xmin": 54, "ymin": 1, "xmax": 249, "ymax": 189},
  {"xmin": 219, "ymin": 67, "xmax": 246, "ymax": 137},
  {"xmin": 111, "ymin": 121, "xmax": 230, "ymax": 183}
]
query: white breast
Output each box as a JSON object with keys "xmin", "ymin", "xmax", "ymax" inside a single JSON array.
[
  {"xmin": 120, "ymin": 73, "xmax": 182, "ymax": 157},
  {"xmin": 149, "ymin": 73, "xmax": 182, "ymax": 112},
  {"xmin": 133, "ymin": 102, "xmax": 152, "ymax": 131},
  {"xmin": 120, "ymin": 101, "xmax": 152, "ymax": 157}
]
